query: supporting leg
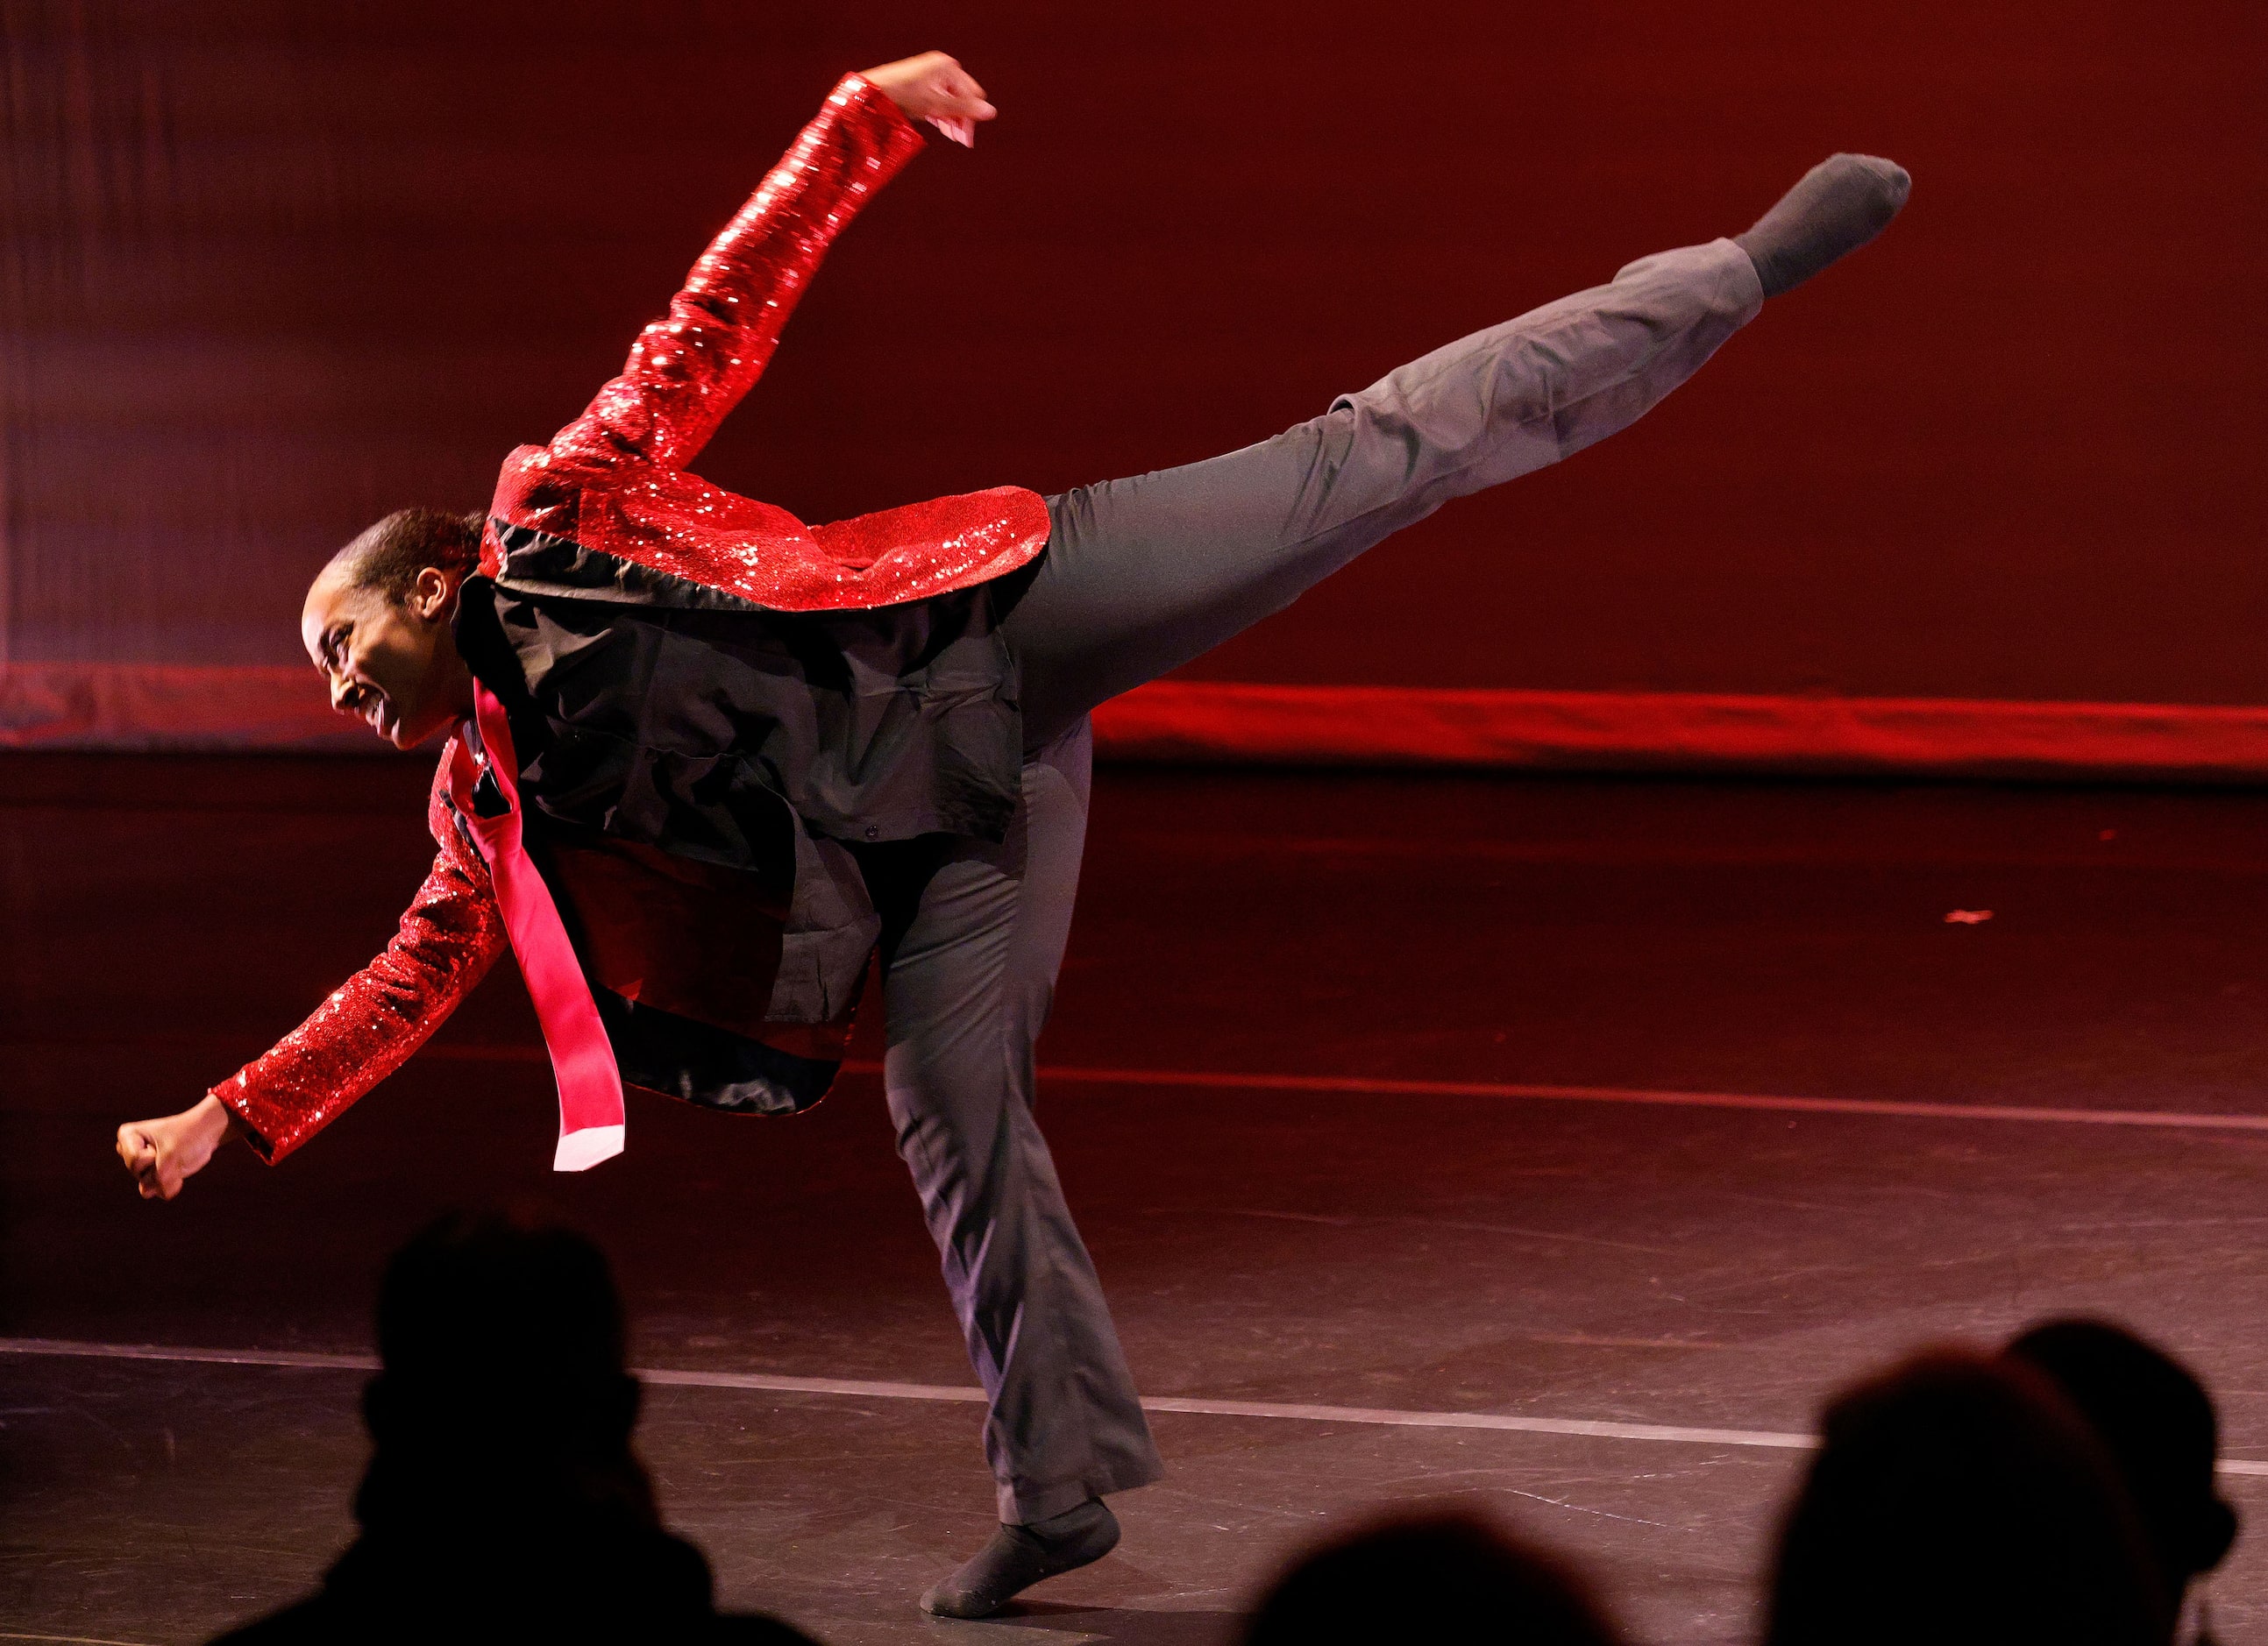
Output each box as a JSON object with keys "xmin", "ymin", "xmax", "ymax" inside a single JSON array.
[
  {"xmin": 1001, "ymin": 238, "xmax": 1765, "ymax": 745},
  {"xmin": 873, "ymin": 720, "xmax": 1162, "ymax": 1553}
]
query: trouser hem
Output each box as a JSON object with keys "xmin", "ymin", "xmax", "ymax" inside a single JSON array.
[{"xmin": 999, "ymin": 1455, "xmax": 1167, "ymax": 1525}]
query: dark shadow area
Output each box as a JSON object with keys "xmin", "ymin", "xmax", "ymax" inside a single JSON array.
[{"xmin": 983, "ymin": 1602, "xmax": 1247, "ymax": 1645}]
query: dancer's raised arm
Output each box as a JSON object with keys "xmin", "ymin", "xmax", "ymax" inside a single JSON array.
[{"xmin": 541, "ymin": 53, "xmax": 992, "ymax": 478}]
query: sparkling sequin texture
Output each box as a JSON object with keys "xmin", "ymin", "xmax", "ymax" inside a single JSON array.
[
  {"xmin": 485, "ymin": 74, "xmax": 1052, "ymax": 611},
  {"xmin": 215, "ymin": 756, "xmax": 506, "ymax": 1161},
  {"xmin": 214, "ymin": 74, "xmax": 1035, "ymax": 1155}
]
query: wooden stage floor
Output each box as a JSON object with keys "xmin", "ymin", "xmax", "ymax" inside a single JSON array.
[{"xmin": 6, "ymin": 756, "xmax": 2268, "ymax": 1642}]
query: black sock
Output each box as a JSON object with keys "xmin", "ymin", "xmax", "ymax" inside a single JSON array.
[
  {"xmin": 1734, "ymin": 153, "xmax": 1911, "ymax": 299},
  {"xmin": 920, "ymin": 1498, "xmax": 1121, "ymax": 1620}
]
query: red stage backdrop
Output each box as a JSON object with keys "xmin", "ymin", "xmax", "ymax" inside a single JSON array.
[{"xmin": 4, "ymin": 1, "xmax": 2265, "ymax": 773}]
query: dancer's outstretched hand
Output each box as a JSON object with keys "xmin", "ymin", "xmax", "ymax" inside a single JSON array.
[
  {"xmin": 860, "ymin": 51, "xmax": 996, "ymax": 146},
  {"xmin": 117, "ymin": 1095, "xmax": 238, "ymax": 1201}
]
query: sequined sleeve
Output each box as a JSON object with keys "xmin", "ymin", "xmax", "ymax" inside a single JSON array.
[
  {"xmin": 549, "ymin": 74, "xmax": 926, "ymax": 476},
  {"xmin": 209, "ymin": 745, "xmax": 508, "ymax": 1163}
]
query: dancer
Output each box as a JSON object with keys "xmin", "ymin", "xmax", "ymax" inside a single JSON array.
[{"xmin": 115, "ymin": 51, "xmax": 1908, "ymax": 1618}]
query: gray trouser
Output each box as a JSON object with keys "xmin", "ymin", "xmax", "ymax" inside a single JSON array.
[
  {"xmin": 877, "ymin": 718, "xmax": 1151, "ymax": 1524},
  {"xmin": 880, "ymin": 239, "xmax": 1762, "ymax": 1522}
]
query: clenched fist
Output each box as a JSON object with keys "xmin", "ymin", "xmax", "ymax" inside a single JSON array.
[
  {"xmin": 117, "ymin": 1095, "xmax": 239, "ymax": 1201},
  {"xmin": 859, "ymin": 51, "xmax": 996, "ymax": 146}
]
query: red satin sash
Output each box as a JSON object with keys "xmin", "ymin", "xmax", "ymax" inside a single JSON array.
[{"xmin": 444, "ymin": 685, "xmax": 627, "ymax": 1171}]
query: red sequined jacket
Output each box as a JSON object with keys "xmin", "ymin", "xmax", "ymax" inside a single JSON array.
[{"xmin": 212, "ymin": 74, "xmax": 1050, "ymax": 1162}]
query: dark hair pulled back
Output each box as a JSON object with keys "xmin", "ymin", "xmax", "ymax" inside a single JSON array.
[{"xmin": 334, "ymin": 507, "xmax": 485, "ymax": 600}]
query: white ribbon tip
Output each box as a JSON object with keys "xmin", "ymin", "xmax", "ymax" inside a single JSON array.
[{"xmin": 553, "ymin": 1125, "xmax": 626, "ymax": 1173}]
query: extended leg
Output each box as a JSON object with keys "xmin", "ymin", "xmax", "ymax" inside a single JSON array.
[
  {"xmin": 1005, "ymin": 145, "xmax": 1912, "ymax": 744},
  {"xmin": 869, "ymin": 721, "xmax": 1162, "ymax": 1611},
  {"xmin": 1002, "ymin": 237, "xmax": 1762, "ymax": 744}
]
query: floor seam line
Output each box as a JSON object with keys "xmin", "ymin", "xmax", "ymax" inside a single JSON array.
[
  {"xmin": 7, "ymin": 1337, "xmax": 2264, "ymax": 1473},
  {"xmin": 390, "ymin": 1049, "xmax": 2268, "ymax": 1133}
]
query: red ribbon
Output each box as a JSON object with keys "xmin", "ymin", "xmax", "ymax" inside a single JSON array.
[{"xmin": 445, "ymin": 684, "xmax": 626, "ymax": 1171}]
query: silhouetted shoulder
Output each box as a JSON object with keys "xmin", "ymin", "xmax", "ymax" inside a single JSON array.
[{"xmin": 212, "ymin": 1599, "xmax": 821, "ymax": 1646}]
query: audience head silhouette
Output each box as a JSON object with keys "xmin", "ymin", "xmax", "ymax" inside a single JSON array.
[
  {"xmin": 210, "ymin": 1210, "xmax": 814, "ymax": 1645},
  {"xmin": 357, "ymin": 1207, "xmax": 650, "ymax": 1530},
  {"xmin": 1243, "ymin": 1510, "xmax": 1621, "ymax": 1646},
  {"xmin": 2003, "ymin": 1317, "xmax": 2238, "ymax": 1598},
  {"xmin": 1764, "ymin": 1347, "xmax": 2173, "ymax": 1646},
  {"xmin": 209, "ymin": 1236, "xmax": 2234, "ymax": 1646}
]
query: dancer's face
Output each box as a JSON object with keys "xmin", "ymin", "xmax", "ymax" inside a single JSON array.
[{"xmin": 302, "ymin": 565, "xmax": 472, "ymax": 749}]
